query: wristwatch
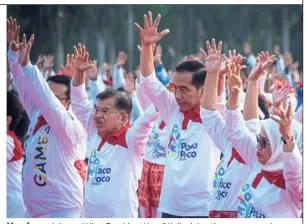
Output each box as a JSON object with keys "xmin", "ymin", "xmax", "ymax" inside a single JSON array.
[{"xmin": 282, "ymin": 136, "xmax": 294, "ymax": 145}]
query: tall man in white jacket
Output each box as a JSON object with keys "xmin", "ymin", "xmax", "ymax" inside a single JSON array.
[
  {"xmin": 135, "ymin": 12, "xmax": 221, "ymax": 217},
  {"xmin": 7, "ymin": 18, "xmax": 86, "ymax": 218},
  {"xmin": 70, "ymin": 44, "xmax": 160, "ymax": 218}
]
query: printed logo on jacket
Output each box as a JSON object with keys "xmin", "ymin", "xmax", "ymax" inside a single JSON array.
[
  {"xmin": 23, "ymin": 126, "xmax": 50, "ymax": 187},
  {"xmin": 238, "ymin": 182, "xmax": 265, "ymax": 218},
  {"xmin": 146, "ymin": 127, "xmax": 166, "ymax": 158},
  {"xmin": 213, "ymin": 160, "xmax": 232, "ymax": 200},
  {"xmin": 168, "ymin": 124, "xmax": 198, "ymax": 161},
  {"xmin": 87, "ymin": 150, "xmax": 112, "ymax": 185}
]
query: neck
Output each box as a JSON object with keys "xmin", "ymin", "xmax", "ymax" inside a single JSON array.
[{"xmin": 98, "ymin": 124, "xmax": 126, "ymax": 138}]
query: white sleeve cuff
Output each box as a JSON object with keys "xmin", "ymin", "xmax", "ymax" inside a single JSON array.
[
  {"xmin": 7, "ymin": 49, "xmax": 19, "ymax": 61},
  {"xmin": 140, "ymin": 71, "xmax": 158, "ymax": 84},
  {"xmin": 70, "ymin": 81, "xmax": 88, "ymax": 99}
]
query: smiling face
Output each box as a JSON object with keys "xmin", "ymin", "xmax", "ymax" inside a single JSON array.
[
  {"xmin": 256, "ymin": 127, "xmax": 272, "ymax": 165},
  {"xmin": 169, "ymin": 71, "xmax": 204, "ymax": 112}
]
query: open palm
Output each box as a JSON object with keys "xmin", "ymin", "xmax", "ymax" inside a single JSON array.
[
  {"xmin": 135, "ymin": 11, "xmax": 170, "ymax": 46},
  {"xmin": 73, "ymin": 44, "xmax": 94, "ymax": 73},
  {"xmin": 7, "ymin": 17, "xmax": 20, "ymax": 51}
]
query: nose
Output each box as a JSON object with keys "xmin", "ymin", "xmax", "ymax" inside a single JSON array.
[{"xmin": 175, "ymin": 92, "xmax": 183, "ymax": 101}]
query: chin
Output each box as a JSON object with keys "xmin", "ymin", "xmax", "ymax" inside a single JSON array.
[{"xmin": 257, "ymin": 158, "xmax": 266, "ymax": 165}]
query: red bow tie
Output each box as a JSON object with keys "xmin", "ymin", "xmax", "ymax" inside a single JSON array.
[
  {"xmin": 227, "ymin": 147, "xmax": 246, "ymax": 167},
  {"xmin": 252, "ymin": 169, "xmax": 286, "ymax": 190},
  {"xmin": 181, "ymin": 107, "xmax": 202, "ymax": 130},
  {"xmin": 33, "ymin": 115, "xmax": 48, "ymax": 135}
]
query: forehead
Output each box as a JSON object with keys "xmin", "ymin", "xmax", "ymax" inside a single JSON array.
[
  {"xmin": 171, "ymin": 71, "xmax": 193, "ymax": 87},
  {"xmin": 95, "ymin": 97, "xmax": 116, "ymax": 108},
  {"xmin": 48, "ymin": 81, "xmax": 67, "ymax": 95}
]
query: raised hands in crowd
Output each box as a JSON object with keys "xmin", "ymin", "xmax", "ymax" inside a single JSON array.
[{"xmin": 6, "ymin": 13, "xmax": 302, "ymax": 219}]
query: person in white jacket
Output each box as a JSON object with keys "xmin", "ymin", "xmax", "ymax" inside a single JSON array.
[
  {"xmin": 70, "ymin": 44, "xmax": 160, "ymax": 218},
  {"xmin": 201, "ymin": 51, "xmax": 279, "ymax": 217},
  {"xmin": 7, "ymin": 17, "xmax": 86, "ymax": 218},
  {"xmin": 7, "ymin": 91, "xmax": 29, "ymax": 218},
  {"xmin": 135, "ymin": 12, "xmax": 221, "ymax": 218},
  {"xmin": 224, "ymin": 55, "xmax": 302, "ymax": 218}
]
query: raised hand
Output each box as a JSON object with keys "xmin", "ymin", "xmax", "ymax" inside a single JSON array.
[
  {"xmin": 116, "ymin": 51, "xmax": 128, "ymax": 67},
  {"xmin": 124, "ymin": 73, "xmax": 135, "ymax": 94},
  {"xmin": 134, "ymin": 11, "xmax": 170, "ymax": 46},
  {"xmin": 36, "ymin": 54, "xmax": 44, "ymax": 70},
  {"xmin": 42, "ymin": 55, "xmax": 54, "ymax": 70},
  {"xmin": 7, "ymin": 17, "xmax": 21, "ymax": 51},
  {"xmin": 60, "ymin": 54, "xmax": 75, "ymax": 78},
  {"xmin": 18, "ymin": 33, "xmax": 34, "ymax": 67},
  {"xmin": 272, "ymin": 84, "xmax": 294, "ymax": 106},
  {"xmin": 200, "ymin": 38, "xmax": 226, "ymax": 74},
  {"xmin": 101, "ymin": 62, "xmax": 110, "ymax": 73},
  {"xmin": 227, "ymin": 62, "xmax": 242, "ymax": 94},
  {"xmin": 219, "ymin": 49, "xmax": 246, "ymax": 75},
  {"xmin": 85, "ymin": 60, "xmax": 99, "ymax": 79},
  {"xmin": 270, "ymin": 102, "xmax": 293, "ymax": 141},
  {"xmin": 137, "ymin": 44, "xmax": 161, "ymax": 62},
  {"xmin": 248, "ymin": 51, "xmax": 277, "ymax": 82},
  {"xmin": 73, "ymin": 43, "xmax": 95, "ymax": 73}
]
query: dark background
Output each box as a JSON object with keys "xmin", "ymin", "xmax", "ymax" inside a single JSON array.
[{"xmin": 7, "ymin": 5, "xmax": 303, "ymax": 73}]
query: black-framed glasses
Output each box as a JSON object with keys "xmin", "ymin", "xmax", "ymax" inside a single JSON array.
[
  {"xmin": 256, "ymin": 134, "xmax": 270, "ymax": 149},
  {"xmin": 92, "ymin": 107, "xmax": 125, "ymax": 116}
]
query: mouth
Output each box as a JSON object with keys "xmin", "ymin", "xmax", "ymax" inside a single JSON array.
[
  {"xmin": 95, "ymin": 119, "xmax": 104, "ymax": 126},
  {"xmin": 256, "ymin": 152, "xmax": 262, "ymax": 157}
]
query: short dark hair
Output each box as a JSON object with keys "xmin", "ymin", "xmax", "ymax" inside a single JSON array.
[
  {"xmin": 96, "ymin": 89, "xmax": 132, "ymax": 114},
  {"xmin": 7, "ymin": 90, "xmax": 30, "ymax": 144},
  {"xmin": 47, "ymin": 75, "xmax": 71, "ymax": 99},
  {"xmin": 175, "ymin": 61, "xmax": 207, "ymax": 89}
]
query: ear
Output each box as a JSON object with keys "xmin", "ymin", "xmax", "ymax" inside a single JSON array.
[
  {"xmin": 66, "ymin": 99, "xmax": 72, "ymax": 110},
  {"xmin": 121, "ymin": 113, "xmax": 129, "ymax": 126},
  {"xmin": 199, "ymin": 86, "xmax": 204, "ymax": 97},
  {"xmin": 7, "ymin": 116, "xmax": 12, "ymax": 130}
]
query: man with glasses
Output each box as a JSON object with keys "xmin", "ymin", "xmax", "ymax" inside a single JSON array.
[
  {"xmin": 70, "ymin": 44, "xmax": 160, "ymax": 218},
  {"xmin": 7, "ymin": 17, "xmax": 86, "ymax": 218}
]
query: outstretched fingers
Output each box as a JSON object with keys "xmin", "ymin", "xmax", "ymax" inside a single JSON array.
[
  {"xmin": 153, "ymin": 14, "xmax": 161, "ymax": 28},
  {"xmin": 134, "ymin": 23, "xmax": 144, "ymax": 32}
]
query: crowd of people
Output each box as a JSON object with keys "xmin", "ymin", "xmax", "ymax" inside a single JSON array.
[{"xmin": 6, "ymin": 12, "xmax": 302, "ymax": 219}]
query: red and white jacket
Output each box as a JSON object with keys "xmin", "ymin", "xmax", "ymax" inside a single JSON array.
[
  {"xmin": 201, "ymin": 109, "xmax": 256, "ymax": 217},
  {"xmin": 224, "ymin": 107, "xmax": 302, "ymax": 218},
  {"xmin": 8, "ymin": 49, "xmax": 86, "ymax": 218},
  {"xmin": 71, "ymin": 83, "xmax": 159, "ymax": 218},
  {"xmin": 7, "ymin": 131, "xmax": 26, "ymax": 218},
  {"xmin": 140, "ymin": 72, "xmax": 220, "ymax": 217}
]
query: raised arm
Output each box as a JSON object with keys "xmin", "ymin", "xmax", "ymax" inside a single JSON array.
[
  {"xmin": 126, "ymin": 104, "xmax": 160, "ymax": 156},
  {"xmin": 135, "ymin": 12, "xmax": 176, "ymax": 123},
  {"xmin": 7, "ymin": 17, "xmax": 36, "ymax": 117},
  {"xmin": 244, "ymin": 51, "xmax": 277, "ymax": 120},
  {"xmin": 225, "ymin": 61, "xmax": 258, "ymax": 165},
  {"xmin": 112, "ymin": 52, "xmax": 127, "ymax": 90},
  {"xmin": 270, "ymin": 104, "xmax": 302, "ymax": 201},
  {"xmin": 19, "ymin": 36, "xmax": 86, "ymax": 145},
  {"xmin": 71, "ymin": 44, "xmax": 97, "ymax": 137}
]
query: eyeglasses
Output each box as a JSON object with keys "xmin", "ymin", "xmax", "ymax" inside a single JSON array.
[
  {"xmin": 256, "ymin": 134, "xmax": 270, "ymax": 149},
  {"xmin": 92, "ymin": 107, "xmax": 124, "ymax": 116}
]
